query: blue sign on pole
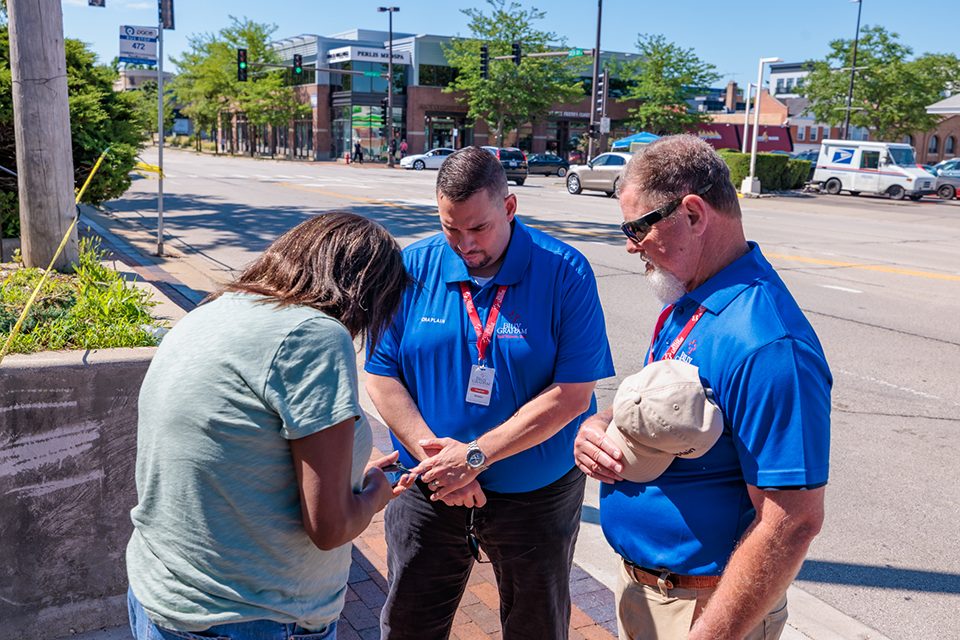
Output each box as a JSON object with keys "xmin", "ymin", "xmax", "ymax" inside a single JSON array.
[{"xmin": 119, "ymin": 25, "xmax": 159, "ymax": 66}]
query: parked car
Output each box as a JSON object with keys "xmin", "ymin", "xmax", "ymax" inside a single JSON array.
[
  {"xmin": 481, "ymin": 146, "xmax": 528, "ymax": 185},
  {"xmin": 919, "ymin": 164, "xmax": 937, "ymax": 175},
  {"xmin": 932, "ymin": 158, "xmax": 960, "ymax": 176},
  {"xmin": 527, "ymin": 153, "xmax": 570, "ymax": 177},
  {"xmin": 936, "ymin": 174, "xmax": 960, "ymax": 200},
  {"xmin": 791, "ymin": 148, "xmax": 820, "ymax": 181},
  {"xmin": 399, "ymin": 147, "xmax": 454, "ymax": 170},
  {"xmin": 565, "ymin": 152, "xmax": 632, "ymax": 197},
  {"xmin": 813, "ymin": 140, "xmax": 935, "ymax": 200}
]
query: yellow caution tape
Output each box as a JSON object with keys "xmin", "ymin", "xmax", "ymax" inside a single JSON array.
[
  {"xmin": 134, "ymin": 160, "xmax": 164, "ymax": 177},
  {"xmin": 1, "ymin": 148, "xmax": 111, "ymax": 364}
]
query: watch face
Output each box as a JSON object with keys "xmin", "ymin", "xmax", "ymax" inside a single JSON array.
[{"xmin": 467, "ymin": 449, "xmax": 485, "ymax": 467}]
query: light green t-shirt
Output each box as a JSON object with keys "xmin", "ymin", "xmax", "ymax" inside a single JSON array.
[{"xmin": 126, "ymin": 293, "xmax": 372, "ymax": 631}]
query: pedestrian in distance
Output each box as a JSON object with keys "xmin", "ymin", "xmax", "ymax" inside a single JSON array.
[
  {"xmin": 399, "ymin": 139, "xmax": 408, "ymax": 158},
  {"xmin": 574, "ymin": 135, "xmax": 831, "ymax": 640},
  {"xmin": 126, "ymin": 212, "xmax": 414, "ymax": 640},
  {"xmin": 389, "ymin": 137, "xmax": 398, "ymax": 163},
  {"xmin": 365, "ymin": 145, "xmax": 615, "ymax": 640},
  {"xmin": 354, "ymin": 141, "xmax": 364, "ymax": 164}
]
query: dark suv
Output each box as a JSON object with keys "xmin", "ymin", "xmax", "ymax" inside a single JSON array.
[{"xmin": 482, "ymin": 146, "xmax": 528, "ymax": 186}]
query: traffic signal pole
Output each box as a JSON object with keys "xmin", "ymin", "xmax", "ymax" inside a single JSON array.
[
  {"xmin": 156, "ymin": 3, "xmax": 164, "ymax": 256},
  {"xmin": 587, "ymin": 0, "xmax": 602, "ymax": 161}
]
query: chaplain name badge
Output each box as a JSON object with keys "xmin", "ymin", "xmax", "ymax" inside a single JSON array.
[{"xmin": 466, "ymin": 364, "xmax": 495, "ymax": 406}]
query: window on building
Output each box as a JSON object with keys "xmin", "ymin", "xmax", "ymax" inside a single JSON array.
[
  {"xmin": 946, "ymin": 136, "xmax": 956, "ymax": 156},
  {"xmin": 785, "ymin": 78, "xmax": 794, "ymax": 92},
  {"xmin": 418, "ymin": 64, "xmax": 457, "ymax": 87},
  {"xmin": 823, "ymin": 125, "xmax": 831, "ymax": 139},
  {"xmin": 928, "ymin": 135, "xmax": 939, "ymax": 155},
  {"xmin": 776, "ymin": 79, "xmax": 785, "ymax": 94},
  {"xmin": 810, "ymin": 126, "xmax": 818, "ymax": 141},
  {"xmin": 797, "ymin": 126, "xmax": 805, "ymax": 141}
]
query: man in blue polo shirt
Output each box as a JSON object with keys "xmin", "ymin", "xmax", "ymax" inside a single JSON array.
[
  {"xmin": 365, "ymin": 146, "xmax": 614, "ymax": 640},
  {"xmin": 575, "ymin": 135, "xmax": 831, "ymax": 640}
]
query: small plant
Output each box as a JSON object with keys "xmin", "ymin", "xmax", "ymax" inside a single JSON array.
[{"xmin": 0, "ymin": 237, "xmax": 164, "ymax": 354}]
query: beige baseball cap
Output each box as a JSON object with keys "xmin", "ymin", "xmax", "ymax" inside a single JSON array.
[{"xmin": 605, "ymin": 359, "xmax": 724, "ymax": 483}]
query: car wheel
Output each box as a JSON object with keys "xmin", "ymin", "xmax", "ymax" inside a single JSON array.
[
  {"xmin": 937, "ymin": 184, "xmax": 956, "ymax": 200},
  {"xmin": 557, "ymin": 167, "xmax": 567, "ymax": 178},
  {"xmin": 413, "ymin": 160, "xmax": 425, "ymax": 171},
  {"xmin": 824, "ymin": 178, "xmax": 842, "ymax": 195},
  {"xmin": 566, "ymin": 174, "xmax": 582, "ymax": 195},
  {"xmin": 608, "ymin": 178, "xmax": 620, "ymax": 198},
  {"xmin": 887, "ymin": 184, "xmax": 906, "ymax": 200},
  {"xmin": 514, "ymin": 178, "xmax": 525, "ymax": 186}
]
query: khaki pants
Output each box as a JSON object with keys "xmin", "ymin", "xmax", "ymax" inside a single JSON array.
[{"xmin": 615, "ymin": 561, "xmax": 789, "ymax": 640}]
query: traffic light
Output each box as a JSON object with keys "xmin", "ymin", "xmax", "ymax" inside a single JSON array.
[
  {"xmin": 293, "ymin": 54, "xmax": 303, "ymax": 79},
  {"xmin": 479, "ymin": 44, "xmax": 489, "ymax": 79},
  {"xmin": 512, "ymin": 42, "xmax": 522, "ymax": 66},
  {"xmin": 237, "ymin": 48, "xmax": 248, "ymax": 82},
  {"xmin": 594, "ymin": 70, "xmax": 607, "ymax": 118},
  {"xmin": 381, "ymin": 97, "xmax": 389, "ymax": 112}
]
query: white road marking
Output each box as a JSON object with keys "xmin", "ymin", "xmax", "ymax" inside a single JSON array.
[
  {"xmin": 836, "ymin": 368, "xmax": 960, "ymax": 408},
  {"xmin": 819, "ymin": 284, "xmax": 863, "ymax": 294}
]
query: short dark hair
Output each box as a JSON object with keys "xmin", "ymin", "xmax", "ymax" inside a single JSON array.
[
  {"xmin": 436, "ymin": 146, "xmax": 508, "ymax": 202},
  {"xmin": 216, "ymin": 211, "xmax": 410, "ymax": 351},
  {"xmin": 620, "ymin": 135, "xmax": 741, "ymax": 217}
]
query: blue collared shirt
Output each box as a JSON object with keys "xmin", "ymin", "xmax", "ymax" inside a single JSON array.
[
  {"xmin": 366, "ymin": 218, "xmax": 615, "ymax": 493},
  {"xmin": 600, "ymin": 242, "xmax": 831, "ymax": 575}
]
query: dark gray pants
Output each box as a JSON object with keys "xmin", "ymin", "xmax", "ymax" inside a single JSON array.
[{"xmin": 380, "ymin": 466, "xmax": 585, "ymax": 640}]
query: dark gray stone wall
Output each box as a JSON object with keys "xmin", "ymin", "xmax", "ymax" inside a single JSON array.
[{"xmin": 0, "ymin": 348, "xmax": 155, "ymax": 638}]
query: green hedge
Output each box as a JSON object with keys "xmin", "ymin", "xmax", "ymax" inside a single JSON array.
[{"xmin": 718, "ymin": 151, "xmax": 809, "ymax": 192}]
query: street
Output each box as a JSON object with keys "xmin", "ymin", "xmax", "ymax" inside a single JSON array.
[{"xmin": 107, "ymin": 148, "xmax": 960, "ymax": 639}]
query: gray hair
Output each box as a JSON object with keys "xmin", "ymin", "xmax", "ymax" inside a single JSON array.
[
  {"xmin": 619, "ymin": 135, "xmax": 741, "ymax": 217},
  {"xmin": 436, "ymin": 146, "xmax": 508, "ymax": 202}
]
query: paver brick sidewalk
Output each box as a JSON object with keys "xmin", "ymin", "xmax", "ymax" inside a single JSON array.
[{"xmin": 339, "ymin": 417, "xmax": 619, "ymax": 640}]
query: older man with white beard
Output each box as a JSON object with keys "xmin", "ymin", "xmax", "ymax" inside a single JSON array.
[{"xmin": 575, "ymin": 135, "xmax": 832, "ymax": 640}]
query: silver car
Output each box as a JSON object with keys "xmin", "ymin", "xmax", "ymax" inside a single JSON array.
[
  {"xmin": 399, "ymin": 147, "xmax": 454, "ymax": 170},
  {"xmin": 933, "ymin": 158, "xmax": 960, "ymax": 199},
  {"xmin": 565, "ymin": 152, "xmax": 632, "ymax": 197}
]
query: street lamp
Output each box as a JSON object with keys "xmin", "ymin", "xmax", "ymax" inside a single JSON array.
[
  {"xmin": 378, "ymin": 6, "xmax": 400, "ymax": 167},
  {"xmin": 842, "ymin": 0, "xmax": 863, "ymax": 140},
  {"xmin": 742, "ymin": 56, "xmax": 782, "ymax": 195},
  {"xmin": 741, "ymin": 83, "xmax": 755, "ymax": 154}
]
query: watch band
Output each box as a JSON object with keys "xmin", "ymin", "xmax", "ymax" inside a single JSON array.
[{"xmin": 466, "ymin": 439, "xmax": 489, "ymax": 471}]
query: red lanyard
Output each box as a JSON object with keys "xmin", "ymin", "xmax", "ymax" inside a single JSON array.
[
  {"xmin": 460, "ymin": 282, "xmax": 508, "ymax": 364},
  {"xmin": 647, "ymin": 304, "xmax": 708, "ymax": 364}
]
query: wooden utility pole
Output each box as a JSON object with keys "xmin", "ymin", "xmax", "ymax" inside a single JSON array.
[{"xmin": 8, "ymin": 0, "xmax": 78, "ymax": 270}]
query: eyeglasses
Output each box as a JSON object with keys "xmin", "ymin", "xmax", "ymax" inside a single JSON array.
[
  {"xmin": 465, "ymin": 507, "xmax": 490, "ymax": 563},
  {"xmin": 620, "ymin": 183, "xmax": 713, "ymax": 244}
]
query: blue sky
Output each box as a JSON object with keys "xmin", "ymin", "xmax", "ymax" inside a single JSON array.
[{"xmin": 62, "ymin": 0, "xmax": 958, "ymax": 88}]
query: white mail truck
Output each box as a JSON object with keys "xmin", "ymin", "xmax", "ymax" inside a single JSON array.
[{"xmin": 812, "ymin": 140, "xmax": 936, "ymax": 200}]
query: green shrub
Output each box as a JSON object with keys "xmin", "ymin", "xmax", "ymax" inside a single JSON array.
[
  {"xmin": 718, "ymin": 150, "xmax": 750, "ymax": 189},
  {"xmin": 0, "ymin": 236, "xmax": 163, "ymax": 354},
  {"xmin": 785, "ymin": 159, "xmax": 812, "ymax": 189},
  {"xmin": 719, "ymin": 151, "xmax": 796, "ymax": 192},
  {"xmin": 0, "ymin": 190, "xmax": 17, "ymax": 238}
]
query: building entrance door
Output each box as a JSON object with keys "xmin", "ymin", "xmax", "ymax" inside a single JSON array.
[{"xmin": 426, "ymin": 114, "xmax": 471, "ymax": 151}]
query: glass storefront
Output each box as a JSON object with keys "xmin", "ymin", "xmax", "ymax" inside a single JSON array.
[
  {"xmin": 329, "ymin": 61, "xmax": 407, "ymax": 95},
  {"xmin": 333, "ymin": 103, "xmax": 403, "ymax": 162},
  {"xmin": 424, "ymin": 114, "xmax": 471, "ymax": 152}
]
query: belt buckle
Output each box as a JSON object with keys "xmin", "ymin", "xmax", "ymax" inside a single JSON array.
[{"xmin": 656, "ymin": 569, "xmax": 675, "ymax": 596}]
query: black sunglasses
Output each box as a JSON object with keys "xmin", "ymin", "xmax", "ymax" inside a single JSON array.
[
  {"xmin": 465, "ymin": 507, "xmax": 490, "ymax": 563},
  {"xmin": 620, "ymin": 183, "xmax": 713, "ymax": 244}
]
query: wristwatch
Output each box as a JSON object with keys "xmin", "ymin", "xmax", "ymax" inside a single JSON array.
[{"xmin": 466, "ymin": 439, "xmax": 489, "ymax": 471}]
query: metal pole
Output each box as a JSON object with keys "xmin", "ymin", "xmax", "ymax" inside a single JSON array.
[
  {"xmin": 741, "ymin": 83, "xmax": 754, "ymax": 154},
  {"xmin": 587, "ymin": 0, "xmax": 602, "ymax": 161},
  {"xmin": 387, "ymin": 10, "xmax": 394, "ymax": 167},
  {"xmin": 842, "ymin": 0, "xmax": 863, "ymax": 140},
  {"xmin": 156, "ymin": 1, "xmax": 164, "ymax": 256},
  {"xmin": 749, "ymin": 62, "xmax": 766, "ymax": 180}
]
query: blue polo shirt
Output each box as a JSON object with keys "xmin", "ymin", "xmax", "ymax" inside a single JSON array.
[
  {"xmin": 365, "ymin": 218, "xmax": 615, "ymax": 493},
  {"xmin": 600, "ymin": 243, "xmax": 831, "ymax": 575}
]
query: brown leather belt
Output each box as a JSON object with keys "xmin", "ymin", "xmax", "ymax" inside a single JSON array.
[{"xmin": 623, "ymin": 559, "xmax": 722, "ymax": 590}]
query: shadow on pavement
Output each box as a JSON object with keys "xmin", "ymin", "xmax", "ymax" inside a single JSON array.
[{"xmin": 798, "ymin": 559, "xmax": 960, "ymax": 594}]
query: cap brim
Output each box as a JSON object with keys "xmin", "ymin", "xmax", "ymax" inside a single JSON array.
[{"xmin": 605, "ymin": 421, "xmax": 675, "ymax": 483}]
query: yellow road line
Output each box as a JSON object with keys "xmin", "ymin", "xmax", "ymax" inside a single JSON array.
[
  {"xmin": 278, "ymin": 182, "xmax": 956, "ymax": 283},
  {"xmin": 766, "ymin": 253, "xmax": 960, "ymax": 282}
]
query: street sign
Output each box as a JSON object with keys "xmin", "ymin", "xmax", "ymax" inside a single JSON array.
[
  {"xmin": 599, "ymin": 117, "xmax": 611, "ymax": 134},
  {"xmin": 88, "ymin": 0, "xmax": 105, "ymax": 7},
  {"xmin": 119, "ymin": 25, "xmax": 158, "ymax": 66},
  {"xmin": 568, "ymin": 48, "xmax": 584, "ymax": 57},
  {"xmin": 363, "ymin": 71, "xmax": 382, "ymax": 77}
]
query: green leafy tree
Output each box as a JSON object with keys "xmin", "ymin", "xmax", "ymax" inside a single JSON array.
[
  {"xmin": 238, "ymin": 71, "xmax": 310, "ymax": 157},
  {"xmin": 612, "ymin": 34, "xmax": 719, "ymax": 135},
  {"xmin": 802, "ymin": 26, "xmax": 960, "ymax": 140},
  {"xmin": 0, "ymin": 26, "xmax": 149, "ymax": 237},
  {"xmin": 170, "ymin": 17, "xmax": 288, "ymax": 153},
  {"xmin": 135, "ymin": 80, "xmax": 175, "ymax": 138},
  {"xmin": 443, "ymin": 0, "xmax": 586, "ymax": 145}
]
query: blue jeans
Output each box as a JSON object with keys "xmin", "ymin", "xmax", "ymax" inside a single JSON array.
[{"xmin": 127, "ymin": 587, "xmax": 337, "ymax": 640}]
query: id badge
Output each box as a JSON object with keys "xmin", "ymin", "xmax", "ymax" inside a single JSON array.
[{"xmin": 465, "ymin": 364, "xmax": 495, "ymax": 406}]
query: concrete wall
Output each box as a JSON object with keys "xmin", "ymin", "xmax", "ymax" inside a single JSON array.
[{"xmin": 0, "ymin": 348, "xmax": 155, "ymax": 638}]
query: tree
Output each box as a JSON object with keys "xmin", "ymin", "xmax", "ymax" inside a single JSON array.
[
  {"xmin": 0, "ymin": 25, "xmax": 149, "ymax": 238},
  {"xmin": 442, "ymin": 0, "xmax": 586, "ymax": 146},
  {"xmin": 802, "ymin": 26, "xmax": 960, "ymax": 140},
  {"xmin": 612, "ymin": 34, "xmax": 720, "ymax": 135},
  {"xmin": 170, "ymin": 17, "xmax": 288, "ymax": 153},
  {"xmin": 135, "ymin": 80, "xmax": 175, "ymax": 139},
  {"xmin": 238, "ymin": 71, "xmax": 310, "ymax": 158}
]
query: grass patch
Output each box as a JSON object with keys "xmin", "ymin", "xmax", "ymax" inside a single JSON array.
[{"xmin": 1, "ymin": 237, "xmax": 163, "ymax": 354}]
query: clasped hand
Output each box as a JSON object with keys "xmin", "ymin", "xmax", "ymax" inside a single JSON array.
[{"xmin": 411, "ymin": 437, "xmax": 487, "ymax": 508}]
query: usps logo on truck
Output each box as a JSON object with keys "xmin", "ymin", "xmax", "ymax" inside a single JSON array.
[{"xmin": 831, "ymin": 148, "xmax": 855, "ymax": 165}]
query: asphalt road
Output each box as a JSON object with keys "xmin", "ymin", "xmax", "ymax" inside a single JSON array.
[{"xmin": 112, "ymin": 148, "xmax": 960, "ymax": 639}]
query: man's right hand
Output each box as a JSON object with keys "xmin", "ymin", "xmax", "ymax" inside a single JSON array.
[
  {"xmin": 574, "ymin": 408, "xmax": 624, "ymax": 484},
  {"xmin": 438, "ymin": 478, "xmax": 487, "ymax": 508}
]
